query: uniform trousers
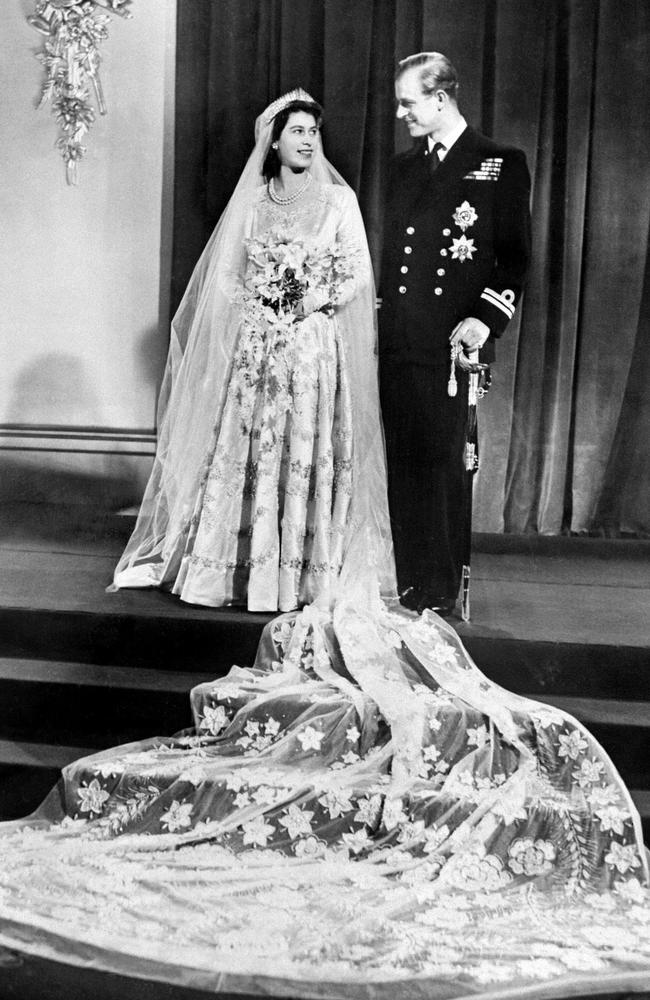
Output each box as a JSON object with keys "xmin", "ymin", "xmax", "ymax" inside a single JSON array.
[{"xmin": 380, "ymin": 360, "xmax": 469, "ymax": 601}]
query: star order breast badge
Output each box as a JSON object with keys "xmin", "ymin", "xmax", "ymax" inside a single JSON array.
[
  {"xmin": 453, "ymin": 201, "xmax": 478, "ymax": 231},
  {"xmin": 450, "ymin": 235, "xmax": 476, "ymax": 261}
]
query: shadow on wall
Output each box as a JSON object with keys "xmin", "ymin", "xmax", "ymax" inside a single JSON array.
[
  {"xmin": 1, "ymin": 353, "xmax": 151, "ymax": 510},
  {"xmin": 136, "ymin": 323, "xmax": 167, "ymax": 416},
  {"xmin": 6, "ymin": 352, "xmax": 101, "ymax": 426}
]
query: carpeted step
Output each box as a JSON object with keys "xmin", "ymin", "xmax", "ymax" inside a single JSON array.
[
  {"xmin": 460, "ymin": 636, "xmax": 650, "ymax": 700},
  {"xmin": 0, "ymin": 660, "xmax": 648, "ymax": 839},
  {"xmin": 0, "ymin": 606, "xmax": 271, "ymax": 673},
  {"xmin": 0, "ymin": 739, "xmax": 96, "ymax": 820},
  {"xmin": 2, "ymin": 606, "xmax": 649, "ymax": 702},
  {"xmin": 0, "ymin": 658, "xmax": 214, "ymax": 749},
  {"xmin": 1, "ymin": 659, "xmax": 648, "ymax": 772}
]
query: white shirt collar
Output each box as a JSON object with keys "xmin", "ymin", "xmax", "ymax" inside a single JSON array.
[{"xmin": 427, "ymin": 118, "xmax": 467, "ymax": 159}]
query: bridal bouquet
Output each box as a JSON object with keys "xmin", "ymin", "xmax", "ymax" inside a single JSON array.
[{"xmin": 243, "ymin": 233, "xmax": 355, "ymax": 325}]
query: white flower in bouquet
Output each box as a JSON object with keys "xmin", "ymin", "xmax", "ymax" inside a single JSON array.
[{"xmin": 243, "ymin": 231, "xmax": 354, "ymax": 324}]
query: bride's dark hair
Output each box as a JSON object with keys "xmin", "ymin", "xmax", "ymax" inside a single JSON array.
[{"xmin": 262, "ymin": 99, "xmax": 323, "ymax": 181}]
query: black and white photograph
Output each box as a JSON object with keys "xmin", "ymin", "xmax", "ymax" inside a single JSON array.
[{"xmin": 0, "ymin": 2, "xmax": 648, "ymax": 999}]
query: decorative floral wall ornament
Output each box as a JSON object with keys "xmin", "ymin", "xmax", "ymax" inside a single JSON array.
[{"xmin": 28, "ymin": 0, "xmax": 133, "ymax": 185}]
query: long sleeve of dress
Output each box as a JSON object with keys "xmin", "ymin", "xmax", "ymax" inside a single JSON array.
[{"xmin": 331, "ymin": 186, "xmax": 373, "ymax": 308}]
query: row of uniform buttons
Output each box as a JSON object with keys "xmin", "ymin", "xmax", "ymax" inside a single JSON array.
[
  {"xmin": 440, "ymin": 227, "xmax": 451, "ymax": 281},
  {"xmin": 398, "ymin": 224, "xmax": 448, "ymax": 295},
  {"xmin": 400, "ymin": 227, "xmax": 413, "ymax": 292}
]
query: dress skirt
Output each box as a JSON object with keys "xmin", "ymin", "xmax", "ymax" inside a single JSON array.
[{"xmin": 172, "ymin": 310, "xmax": 353, "ymax": 611}]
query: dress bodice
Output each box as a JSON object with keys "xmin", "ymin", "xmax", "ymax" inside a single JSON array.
[
  {"xmin": 252, "ymin": 179, "xmax": 348, "ymax": 245},
  {"xmin": 245, "ymin": 181, "xmax": 371, "ymax": 305}
]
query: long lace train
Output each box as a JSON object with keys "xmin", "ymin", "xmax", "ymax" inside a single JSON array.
[{"xmin": 0, "ymin": 598, "xmax": 648, "ymax": 997}]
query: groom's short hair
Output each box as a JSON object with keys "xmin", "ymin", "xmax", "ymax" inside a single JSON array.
[{"xmin": 396, "ymin": 52, "xmax": 459, "ymax": 103}]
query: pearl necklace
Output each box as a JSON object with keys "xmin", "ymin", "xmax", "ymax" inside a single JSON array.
[{"xmin": 268, "ymin": 171, "xmax": 313, "ymax": 205}]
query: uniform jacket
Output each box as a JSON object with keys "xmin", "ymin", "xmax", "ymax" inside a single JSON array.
[{"xmin": 379, "ymin": 126, "xmax": 532, "ymax": 366}]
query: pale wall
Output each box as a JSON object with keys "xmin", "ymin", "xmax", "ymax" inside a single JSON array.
[{"xmin": 0, "ymin": 1, "xmax": 176, "ymax": 504}]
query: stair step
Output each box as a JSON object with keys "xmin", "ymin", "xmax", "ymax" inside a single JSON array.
[
  {"xmin": 523, "ymin": 694, "xmax": 650, "ymax": 728},
  {"xmin": 2, "ymin": 607, "xmax": 650, "ymax": 702},
  {"xmin": 0, "ymin": 606, "xmax": 270, "ymax": 674},
  {"xmin": 632, "ymin": 789, "xmax": 650, "ymax": 815},
  {"xmin": 0, "ymin": 738, "xmax": 95, "ymax": 769},
  {"xmin": 0, "ymin": 658, "xmax": 208, "ymax": 749},
  {"xmin": 0, "ymin": 662, "xmax": 647, "ymax": 782},
  {"xmin": 465, "ymin": 636, "xmax": 650, "ymax": 700},
  {"xmin": 0, "ymin": 657, "xmax": 216, "ymax": 692}
]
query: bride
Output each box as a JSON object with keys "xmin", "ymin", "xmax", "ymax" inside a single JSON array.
[
  {"xmin": 0, "ymin": 92, "xmax": 648, "ymax": 999},
  {"xmin": 110, "ymin": 89, "xmax": 392, "ymax": 612}
]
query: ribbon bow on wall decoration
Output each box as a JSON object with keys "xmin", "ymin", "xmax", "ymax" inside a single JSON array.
[{"xmin": 28, "ymin": 0, "xmax": 133, "ymax": 185}]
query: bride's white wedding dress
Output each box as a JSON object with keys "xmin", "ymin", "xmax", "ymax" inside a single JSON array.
[
  {"xmin": 0, "ymin": 92, "xmax": 647, "ymax": 998},
  {"xmin": 169, "ymin": 181, "xmax": 364, "ymax": 612},
  {"xmin": 109, "ymin": 94, "xmax": 391, "ymax": 614}
]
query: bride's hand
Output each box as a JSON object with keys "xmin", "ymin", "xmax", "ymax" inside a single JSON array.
[{"xmin": 297, "ymin": 288, "xmax": 331, "ymax": 318}]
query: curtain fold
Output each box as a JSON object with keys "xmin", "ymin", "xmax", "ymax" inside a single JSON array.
[
  {"xmin": 569, "ymin": 0, "xmax": 650, "ymax": 534},
  {"xmin": 502, "ymin": 0, "xmax": 592, "ymax": 533},
  {"xmin": 172, "ymin": 0, "xmax": 650, "ymax": 536},
  {"xmin": 467, "ymin": 0, "xmax": 548, "ymax": 532},
  {"xmin": 594, "ymin": 230, "xmax": 650, "ymax": 535}
]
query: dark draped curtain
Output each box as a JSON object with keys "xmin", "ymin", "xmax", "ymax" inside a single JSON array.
[{"xmin": 172, "ymin": 0, "xmax": 650, "ymax": 536}]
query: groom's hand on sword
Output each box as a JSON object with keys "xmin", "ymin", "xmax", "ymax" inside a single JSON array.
[{"xmin": 450, "ymin": 317, "xmax": 489, "ymax": 370}]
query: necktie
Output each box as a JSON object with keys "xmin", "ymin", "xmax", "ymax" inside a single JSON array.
[{"xmin": 428, "ymin": 141, "xmax": 445, "ymax": 174}]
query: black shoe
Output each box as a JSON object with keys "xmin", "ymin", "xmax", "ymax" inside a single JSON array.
[
  {"xmin": 399, "ymin": 585, "xmax": 422, "ymax": 612},
  {"xmin": 417, "ymin": 593, "xmax": 456, "ymax": 617}
]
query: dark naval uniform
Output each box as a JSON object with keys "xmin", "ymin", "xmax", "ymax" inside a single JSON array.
[{"xmin": 379, "ymin": 125, "xmax": 532, "ymax": 606}]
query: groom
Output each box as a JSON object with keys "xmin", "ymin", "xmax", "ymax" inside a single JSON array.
[{"xmin": 379, "ymin": 52, "xmax": 532, "ymax": 615}]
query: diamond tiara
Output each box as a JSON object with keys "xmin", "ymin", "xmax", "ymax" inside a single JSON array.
[{"xmin": 263, "ymin": 88, "xmax": 316, "ymax": 125}]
